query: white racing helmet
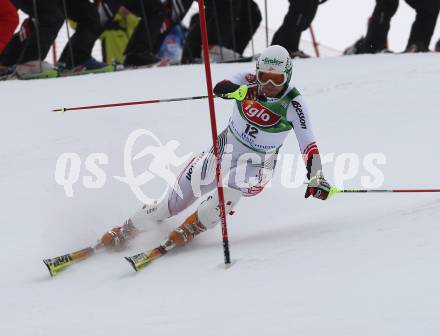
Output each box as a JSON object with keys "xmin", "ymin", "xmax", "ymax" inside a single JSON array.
[{"xmin": 256, "ymin": 45, "xmax": 293, "ymax": 87}]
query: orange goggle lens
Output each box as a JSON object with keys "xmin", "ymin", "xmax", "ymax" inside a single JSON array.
[{"xmin": 257, "ymin": 71, "xmax": 287, "ymax": 86}]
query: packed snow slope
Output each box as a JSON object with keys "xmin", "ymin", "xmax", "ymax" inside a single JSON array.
[{"xmin": 0, "ymin": 54, "xmax": 439, "ymax": 335}]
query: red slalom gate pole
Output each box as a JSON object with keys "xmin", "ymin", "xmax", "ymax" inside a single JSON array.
[{"xmin": 197, "ymin": 0, "xmax": 231, "ymax": 265}]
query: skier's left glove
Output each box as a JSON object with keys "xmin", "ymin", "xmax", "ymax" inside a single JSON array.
[{"xmin": 305, "ymin": 175, "xmax": 332, "ymax": 200}]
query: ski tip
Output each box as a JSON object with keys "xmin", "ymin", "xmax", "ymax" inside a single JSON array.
[
  {"xmin": 42, "ymin": 254, "xmax": 73, "ymax": 277},
  {"xmin": 124, "ymin": 257, "xmax": 139, "ymax": 272},
  {"xmin": 42, "ymin": 259, "xmax": 56, "ymax": 277}
]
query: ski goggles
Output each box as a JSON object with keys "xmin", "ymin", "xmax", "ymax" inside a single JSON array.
[{"xmin": 256, "ymin": 70, "xmax": 287, "ymax": 87}]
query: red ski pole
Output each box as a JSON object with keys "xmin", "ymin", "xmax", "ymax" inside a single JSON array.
[
  {"xmin": 309, "ymin": 25, "xmax": 320, "ymax": 58},
  {"xmin": 328, "ymin": 187, "xmax": 440, "ymax": 198},
  {"xmin": 52, "ymin": 95, "xmax": 215, "ymax": 112},
  {"xmin": 336, "ymin": 189, "xmax": 440, "ymax": 194}
]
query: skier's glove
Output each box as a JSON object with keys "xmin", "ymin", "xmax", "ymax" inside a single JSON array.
[
  {"xmin": 220, "ymin": 84, "xmax": 260, "ymax": 101},
  {"xmin": 222, "ymin": 84, "xmax": 249, "ymax": 101},
  {"xmin": 214, "ymin": 80, "xmax": 260, "ymax": 101},
  {"xmin": 100, "ymin": 221, "xmax": 138, "ymax": 250},
  {"xmin": 305, "ymin": 175, "xmax": 332, "ymax": 200}
]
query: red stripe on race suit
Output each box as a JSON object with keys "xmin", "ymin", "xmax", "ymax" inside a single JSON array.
[
  {"xmin": 175, "ymin": 155, "xmax": 198, "ymax": 184},
  {"xmin": 243, "ymin": 181, "xmax": 270, "ymax": 197},
  {"xmin": 304, "ymin": 142, "xmax": 317, "ymax": 154},
  {"xmin": 303, "ymin": 142, "xmax": 320, "ymax": 163}
]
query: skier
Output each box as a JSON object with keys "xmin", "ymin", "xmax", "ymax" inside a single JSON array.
[{"xmin": 100, "ymin": 45, "xmax": 333, "ymax": 257}]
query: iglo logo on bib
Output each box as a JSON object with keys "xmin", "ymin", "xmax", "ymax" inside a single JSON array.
[{"xmin": 241, "ymin": 100, "xmax": 281, "ymax": 128}]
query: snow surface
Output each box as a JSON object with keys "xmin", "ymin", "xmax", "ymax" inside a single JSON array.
[{"xmin": 0, "ymin": 54, "xmax": 439, "ymax": 335}]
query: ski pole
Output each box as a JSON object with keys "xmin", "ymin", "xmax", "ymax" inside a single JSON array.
[
  {"xmin": 309, "ymin": 25, "xmax": 320, "ymax": 58},
  {"xmin": 328, "ymin": 187, "xmax": 440, "ymax": 198},
  {"xmin": 229, "ymin": 0, "xmax": 237, "ymax": 61},
  {"xmin": 333, "ymin": 188, "xmax": 440, "ymax": 194},
  {"xmin": 32, "ymin": 0, "xmax": 42, "ymax": 72},
  {"xmin": 52, "ymin": 95, "xmax": 216, "ymax": 112},
  {"xmin": 246, "ymin": 0, "xmax": 255, "ymax": 57},
  {"xmin": 61, "ymin": 0, "xmax": 75, "ymax": 68},
  {"xmin": 264, "ymin": 0, "xmax": 269, "ymax": 48}
]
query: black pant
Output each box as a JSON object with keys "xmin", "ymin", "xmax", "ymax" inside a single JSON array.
[
  {"xmin": 184, "ymin": 0, "xmax": 261, "ymax": 56},
  {"xmin": 59, "ymin": 0, "xmax": 103, "ymax": 67},
  {"xmin": 182, "ymin": 0, "xmax": 243, "ymax": 63},
  {"xmin": 364, "ymin": 0, "xmax": 398, "ymax": 51},
  {"xmin": 271, "ymin": 0, "xmax": 320, "ymax": 53},
  {"xmin": 365, "ymin": 0, "xmax": 440, "ymax": 51},
  {"xmin": 122, "ymin": 0, "xmax": 166, "ymax": 57},
  {"xmin": 1, "ymin": 0, "xmax": 102, "ymax": 67},
  {"xmin": 405, "ymin": 0, "xmax": 440, "ymax": 48},
  {"xmin": 1, "ymin": 0, "xmax": 64, "ymax": 66},
  {"xmin": 234, "ymin": 0, "xmax": 261, "ymax": 55}
]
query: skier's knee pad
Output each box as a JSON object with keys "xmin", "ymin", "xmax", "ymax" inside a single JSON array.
[{"xmin": 197, "ymin": 188, "xmax": 242, "ymax": 229}]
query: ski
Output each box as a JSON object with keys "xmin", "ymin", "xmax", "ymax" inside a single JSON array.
[
  {"xmin": 43, "ymin": 243, "xmax": 103, "ymax": 277},
  {"xmin": 124, "ymin": 246, "xmax": 168, "ymax": 272},
  {"xmin": 18, "ymin": 68, "xmax": 58, "ymax": 80},
  {"xmin": 115, "ymin": 58, "xmax": 172, "ymax": 72},
  {"xmin": 57, "ymin": 64, "xmax": 115, "ymax": 77},
  {"xmin": 0, "ymin": 73, "xmax": 14, "ymax": 81}
]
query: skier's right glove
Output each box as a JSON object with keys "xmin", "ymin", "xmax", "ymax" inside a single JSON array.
[
  {"xmin": 214, "ymin": 80, "xmax": 259, "ymax": 101},
  {"xmin": 100, "ymin": 221, "xmax": 138, "ymax": 250},
  {"xmin": 220, "ymin": 84, "xmax": 260, "ymax": 101},
  {"xmin": 223, "ymin": 84, "xmax": 249, "ymax": 101}
]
